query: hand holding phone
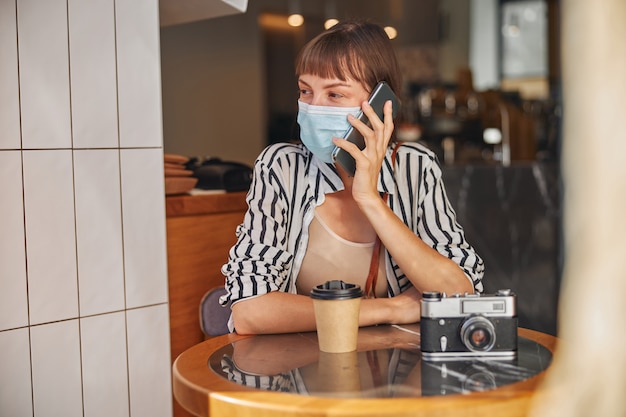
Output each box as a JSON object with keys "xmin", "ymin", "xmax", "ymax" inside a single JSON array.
[{"xmin": 331, "ymin": 81, "xmax": 401, "ymax": 176}]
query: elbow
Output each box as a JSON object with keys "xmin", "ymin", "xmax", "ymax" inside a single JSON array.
[
  {"xmin": 445, "ymin": 263, "xmax": 475, "ymax": 295},
  {"xmin": 460, "ymin": 276, "xmax": 476, "ymax": 294},
  {"xmin": 231, "ymin": 300, "xmax": 262, "ymax": 335}
]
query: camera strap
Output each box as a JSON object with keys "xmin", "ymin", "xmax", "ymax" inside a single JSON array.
[{"xmin": 364, "ymin": 141, "xmax": 403, "ymax": 299}]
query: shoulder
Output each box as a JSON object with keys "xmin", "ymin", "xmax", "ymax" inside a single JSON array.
[
  {"xmin": 392, "ymin": 141, "xmax": 440, "ymax": 174},
  {"xmin": 256, "ymin": 142, "xmax": 309, "ymax": 167},
  {"xmin": 395, "ymin": 141, "xmax": 437, "ymax": 161},
  {"xmin": 253, "ymin": 142, "xmax": 315, "ymax": 190}
]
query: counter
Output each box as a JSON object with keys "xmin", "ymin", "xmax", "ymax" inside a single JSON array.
[{"xmin": 166, "ymin": 191, "xmax": 247, "ymax": 417}]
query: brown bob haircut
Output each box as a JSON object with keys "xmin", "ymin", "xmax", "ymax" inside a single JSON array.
[{"xmin": 295, "ymin": 19, "xmax": 402, "ymax": 97}]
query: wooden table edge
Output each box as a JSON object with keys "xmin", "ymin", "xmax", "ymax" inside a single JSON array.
[{"xmin": 173, "ymin": 327, "xmax": 558, "ymax": 417}]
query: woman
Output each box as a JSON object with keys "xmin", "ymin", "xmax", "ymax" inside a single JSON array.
[{"xmin": 221, "ymin": 19, "xmax": 484, "ymax": 334}]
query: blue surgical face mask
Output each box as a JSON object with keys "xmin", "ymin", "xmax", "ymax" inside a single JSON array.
[{"xmin": 297, "ymin": 101, "xmax": 361, "ymax": 163}]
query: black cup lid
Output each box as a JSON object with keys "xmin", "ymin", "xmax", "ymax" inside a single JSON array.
[{"xmin": 310, "ymin": 280, "xmax": 363, "ymax": 300}]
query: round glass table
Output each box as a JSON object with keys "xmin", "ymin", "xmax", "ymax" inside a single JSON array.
[{"xmin": 173, "ymin": 324, "xmax": 557, "ymax": 416}]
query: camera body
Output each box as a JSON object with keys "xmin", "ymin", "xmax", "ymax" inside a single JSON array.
[{"xmin": 420, "ymin": 289, "xmax": 518, "ymax": 360}]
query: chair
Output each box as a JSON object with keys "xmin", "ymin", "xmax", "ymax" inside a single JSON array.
[{"xmin": 199, "ymin": 287, "xmax": 231, "ymax": 337}]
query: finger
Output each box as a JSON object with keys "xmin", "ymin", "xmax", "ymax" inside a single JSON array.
[
  {"xmin": 382, "ymin": 100, "xmax": 395, "ymax": 147},
  {"xmin": 346, "ymin": 112, "xmax": 372, "ymax": 138},
  {"xmin": 362, "ymin": 100, "xmax": 393, "ymax": 153},
  {"xmin": 345, "ymin": 114, "xmax": 378, "ymax": 157},
  {"xmin": 332, "ymin": 135, "xmax": 361, "ymax": 158},
  {"xmin": 382, "ymin": 99, "xmax": 394, "ymax": 125},
  {"xmin": 355, "ymin": 101, "xmax": 386, "ymax": 148},
  {"xmin": 332, "ymin": 136, "xmax": 372, "ymax": 172},
  {"xmin": 362, "ymin": 100, "xmax": 382, "ymax": 123}
]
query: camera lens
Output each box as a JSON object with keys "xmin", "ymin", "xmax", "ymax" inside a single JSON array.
[
  {"xmin": 470, "ymin": 329, "xmax": 488, "ymax": 346},
  {"xmin": 460, "ymin": 316, "xmax": 496, "ymax": 352}
]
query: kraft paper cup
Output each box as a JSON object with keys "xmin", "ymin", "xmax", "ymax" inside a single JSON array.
[{"xmin": 311, "ymin": 280, "xmax": 363, "ymax": 353}]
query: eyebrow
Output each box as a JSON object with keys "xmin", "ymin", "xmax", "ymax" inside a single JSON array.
[
  {"xmin": 324, "ymin": 81, "xmax": 352, "ymax": 89},
  {"xmin": 297, "ymin": 78, "xmax": 353, "ymax": 89}
]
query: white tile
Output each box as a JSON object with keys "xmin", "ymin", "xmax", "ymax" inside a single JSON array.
[
  {"xmin": 0, "ymin": 328, "xmax": 33, "ymax": 417},
  {"xmin": 80, "ymin": 312, "xmax": 129, "ymax": 417},
  {"xmin": 74, "ymin": 150, "xmax": 125, "ymax": 316},
  {"xmin": 17, "ymin": 0, "xmax": 71, "ymax": 149},
  {"xmin": 23, "ymin": 150, "xmax": 78, "ymax": 324},
  {"xmin": 115, "ymin": 0, "xmax": 163, "ymax": 148},
  {"xmin": 120, "ymin": 149, "xmax": 168, "ymax": 308},
  {"xmin": 68, "ymin": 0, "xmax": 119, "ymax": 149},
  {"xmin": 0, "ymin": 152, "xmax": 29, "ymax": 331},
  {"xmin": 0, "ymin": 0, "xmax": 21, "ymax": 150},
  {"xmin": 126, "ymin": 304, "xmax": 172, "ymax": 417},
  {"xmin": 31, "ymin": 320, "xmax": 83, "ymax": 417}
]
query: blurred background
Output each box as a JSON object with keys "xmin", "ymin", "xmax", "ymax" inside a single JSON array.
[
  {"xmin": 160, "ymin": 0, "xmax": 561, "ymax": 168},
  {"xmin": 160, "ymin": 0, "xmax": 563, "ymax": 336}
]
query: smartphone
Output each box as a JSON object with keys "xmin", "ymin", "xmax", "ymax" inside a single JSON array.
[{"xmin": 331, "ymin": 81, "xmax": 401, "ymax": 176}]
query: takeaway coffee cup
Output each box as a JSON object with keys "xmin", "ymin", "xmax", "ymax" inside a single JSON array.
[{"xmin": 310, "ymin": 280, "xmax": 363, "ymax": 353}]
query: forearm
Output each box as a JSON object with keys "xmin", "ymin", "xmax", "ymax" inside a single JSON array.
[
  {"xmin": 231, "ymin": 291, "xmax": 408, "ymax": 335},
  {"xmin": 232, "ymin": 292, "xmax": 317, "ymax": 334},
  {"xmin": 359, "ymin": 197, "xmax": 474, "ymax": 295}
]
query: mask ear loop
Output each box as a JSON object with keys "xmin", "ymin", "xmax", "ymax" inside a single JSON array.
[{"xmin": 364, "ymin": 141, "xmax": 403, "ymax": 299}]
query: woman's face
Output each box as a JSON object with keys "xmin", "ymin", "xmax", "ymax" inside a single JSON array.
[{"xmin": 298, "ymin": 74, "xmax": 370, "ymax": 107}]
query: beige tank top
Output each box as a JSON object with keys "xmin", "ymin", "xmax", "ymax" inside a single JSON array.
[{"xmin": 296, "ymin": 211, "xmax": 387, "ymax": 297}]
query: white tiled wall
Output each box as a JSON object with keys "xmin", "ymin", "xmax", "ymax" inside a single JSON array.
[
  {"xmin": 116, "ymin": 0, "xmax": 163, "ymax": 148},
  {"xmin": 23, "ymin": 150, "xmax": 79, "ymax": 325},
  {"xmin": 80, "ymin": 312, "xmax": 130, "ymax": 417},
  {"xmin": 0, "ymin": 152, "xmax": 29, "ymax": 330},
  {"xmin": 17, "ymin": 0, "xmax": 72, "ymax": 149},
  {"xmin": 0, "ymin": 328, "xmax": 33, "ymax": 416},
  {"xmin": 0, "ymin": 0, "xmax": 20, "ymax": 148},
  {"xmin": 74, "ymin": 150, "xmax": 125, "ymax": 316},
  {"xmin": 30, "ymin": 320, "xmax": 83, "ymax": 417},
  {"xmin": 0, "ymin": 0, "xmax": 172, "ymax": 416},
  {"xmin": 68, "ymin": 0, "xmax": 119, "ymax": 149}
]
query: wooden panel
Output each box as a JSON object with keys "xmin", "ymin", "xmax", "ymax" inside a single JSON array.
[
  {"xmin": 166, "ymin": 192, "xmax": 246, "ymax": 417},
  {"xmin": 167, "ymin": 211, "xmax": 241, "ymax": 358},
  {"xmin": 166, "ymin": 192, "xmax": 248, "ymax": 217}
]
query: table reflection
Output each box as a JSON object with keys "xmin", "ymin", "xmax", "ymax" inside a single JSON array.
[{"xmin": 208, "ymin": 330, "xmax": 551, "ymax": 399}]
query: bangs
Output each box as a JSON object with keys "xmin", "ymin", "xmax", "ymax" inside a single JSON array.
[
  {"xmin": 294, "ymin": 19, "xmax": 402, "ymax": 96},
  {"xmin": 296, "ymin": 35, "xmax": 370, "ymax": 89}
]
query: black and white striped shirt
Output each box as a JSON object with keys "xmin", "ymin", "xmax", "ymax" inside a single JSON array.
[{"xmin": 220, "ymin": 142, "xmax": 484, "ymax": 311}]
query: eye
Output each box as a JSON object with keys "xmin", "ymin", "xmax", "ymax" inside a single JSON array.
[
  {"xmin": 328, "ymin": 92, "xmax": 344, "ymax": 99},
  {"xmin": 298, "ymin": 88, "xmax": 312, "ymax": 98}
]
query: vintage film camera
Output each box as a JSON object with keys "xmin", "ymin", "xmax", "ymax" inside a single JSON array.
[{"xmin": 420, "ymin": 289, "xmax": 518, "ymax": 360}]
